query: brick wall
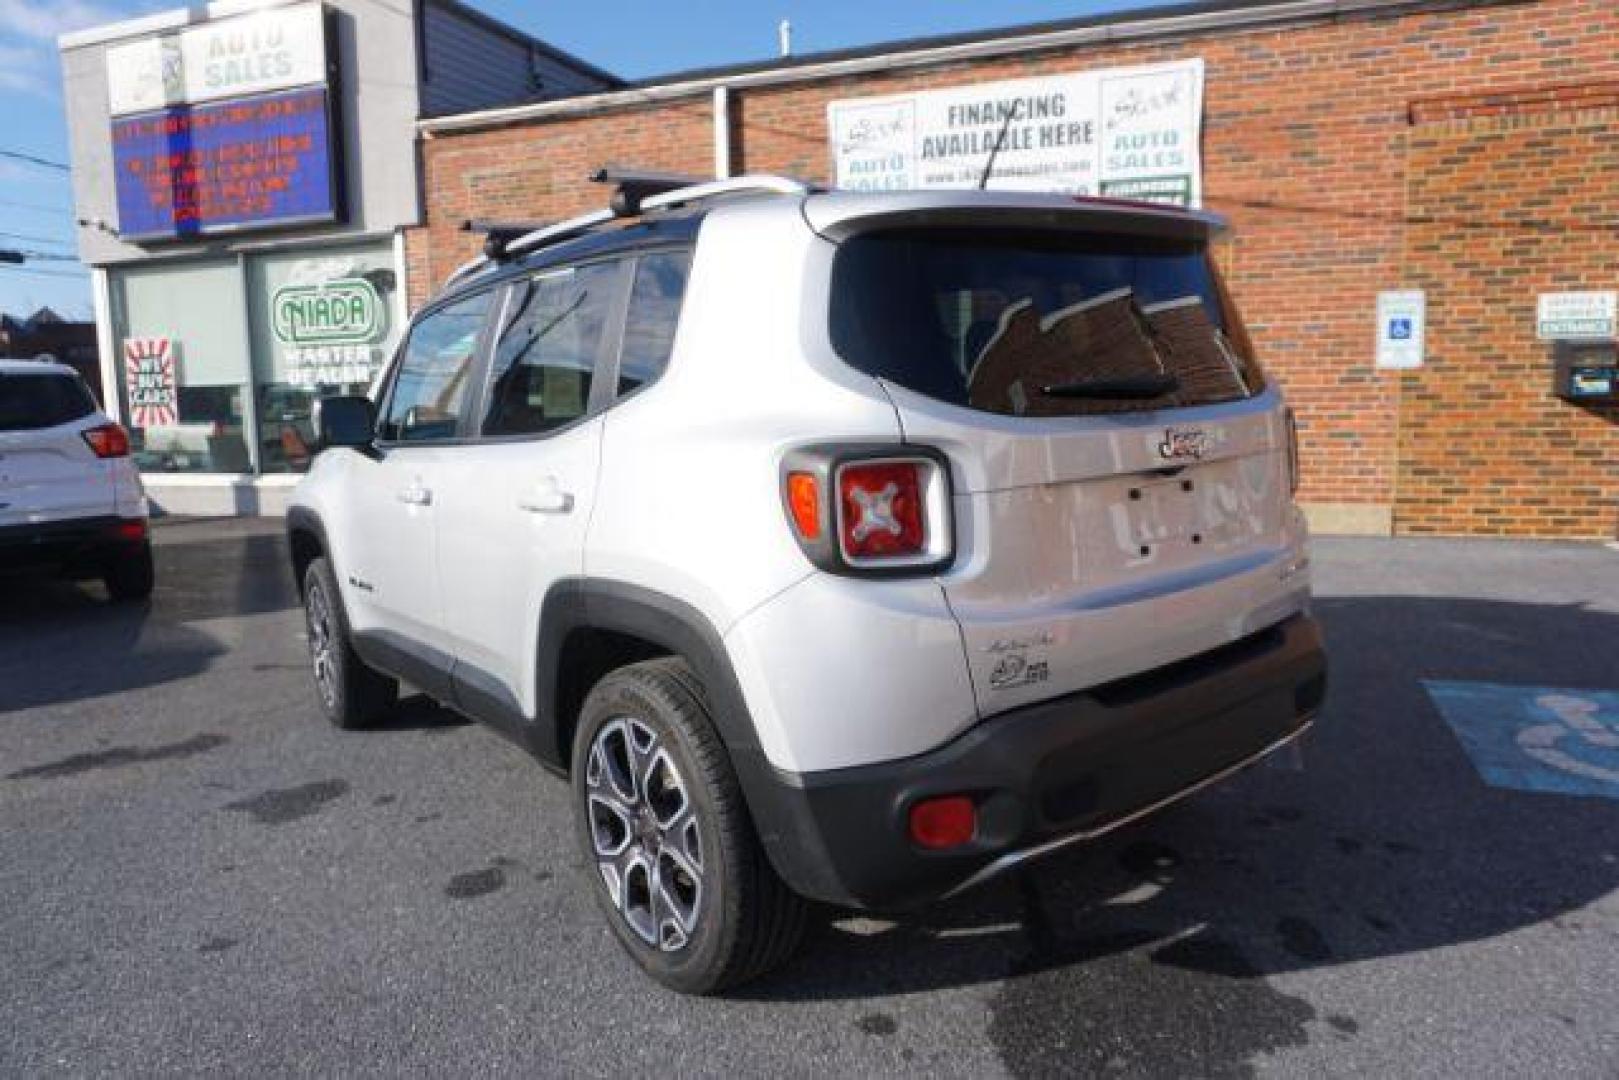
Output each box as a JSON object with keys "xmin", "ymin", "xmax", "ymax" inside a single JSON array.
[
  {"xmin": 1399, "ymin": 105, "xmax": 1619, "ymax": 536},
  {"xmin": 407, "ymin": 0, "xmax": 1619, "ymax": 538}
]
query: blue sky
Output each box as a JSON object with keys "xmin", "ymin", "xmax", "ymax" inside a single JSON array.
[{"xmin": 0, "ymin": 0, "xmax": 1162, "ymax": 321}]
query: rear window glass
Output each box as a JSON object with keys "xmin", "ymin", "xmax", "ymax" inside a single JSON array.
[
  {"xmin": 0, "ymin": 371, "xmax": 95, "ymax": 432},
  {"xmin": 830, "ymin": 229, "xmax": 1264, "ymax": 418}
]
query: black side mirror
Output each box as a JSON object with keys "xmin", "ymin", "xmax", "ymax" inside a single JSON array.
[{"xmin": 314, "ymin": 395, "xmax": 377, "ymax": 451}]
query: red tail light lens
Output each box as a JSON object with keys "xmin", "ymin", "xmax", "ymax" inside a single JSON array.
[
  {"xmin": 909, "ymin": 796, "xmax": 977, "ymax": 850},
  {"xmin": 1284, "ymin": 408, "xmax": 1300, "ymax": 494},
  {"xmin": 836, "ymin": 460, "xmax": 926, "ymax": 562},
  {"xmin": 82, "ymin": 423, "xmax": 131, "ymax": 459},
  {"xmin": 113, "ymin": 519, "xmax": 147, "ymax": 542}
]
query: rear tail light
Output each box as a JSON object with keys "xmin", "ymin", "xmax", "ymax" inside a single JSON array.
[
  {"xmin": 1284, "ymin": 408, "xmax": 1300, "ymax": 494},
  {"xmin": 908, "ymin": 796, "xmax": 977, "ymax": 850},
  {"xmin": 780, "ymin": 447, "xmax": 953, "ymax": 576},
  {"xmin": 837, "ymin": 461, "xmax": 926, "ymax": 561},
  {"xmin": 81, "ymin": 423, "xmax": 131, "ymax": 459},
  {"xmin": 113, "ymin": 519, "xmax": 147, "ymax": 542}
]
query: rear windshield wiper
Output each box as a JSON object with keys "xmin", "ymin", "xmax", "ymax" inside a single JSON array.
[{"xmin": 1040, "ymin": 373, "xmax": 1180, "ymax": 400}]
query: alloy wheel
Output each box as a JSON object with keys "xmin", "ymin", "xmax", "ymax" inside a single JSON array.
[
  {"xmin": 585, "ymin": 717, "xmax": 705, "ymax": 952},
  {"xmin": 305, "ymin": 582, "xmax": 337, "ymax": 710}
]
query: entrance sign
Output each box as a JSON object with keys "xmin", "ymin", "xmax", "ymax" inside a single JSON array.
[
  {"xmin": 111, "ymin": 86, "xmax": 340, "ymax": 239},
  {"xmin": 828, "ymin": 59, "xmax": 1205, "ymax": 205},
  {"xmin": 106, "ymin": 3, "xmax": 329, "ymax": 117},
  {"xmin": 1537, "ymin": 291, "xmax": 1617, "ymax": 340},
  {"xmin": 1375, "ymin": 290, "xmax": 1426, "ymax": 369},
  {"xmin": 123, "ymin": 337, "xmax": 179, "ymax": 427}
]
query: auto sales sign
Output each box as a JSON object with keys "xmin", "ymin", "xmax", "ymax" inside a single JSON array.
[{"xmin": 827, "ymin": 59, "xmax": 1205, "ymax": 206}]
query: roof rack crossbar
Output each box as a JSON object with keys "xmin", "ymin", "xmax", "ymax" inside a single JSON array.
[{"xmin": 441, "ymin": 172, "xmax": 814, "ymax": 289}]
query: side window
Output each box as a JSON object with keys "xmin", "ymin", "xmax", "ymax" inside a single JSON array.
[
  {"xmin": 483, "ymin": 261, "xmax": 619, "ymax": 437},
  {"xmin": 380, "ymin": 291, "xmax": 492, "ymax": 442},
  {"xmin": 618, "ymin": 250, "xmax": 691, "ymax": 396}
]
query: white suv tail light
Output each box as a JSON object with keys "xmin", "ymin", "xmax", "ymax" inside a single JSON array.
[
  {"xmin": 781, "ymin": 446, "xmax": 953, "ymax": 576},
  {"xmin": 82, "ymin": 422, "xmax": 131, "ymax": 458}
]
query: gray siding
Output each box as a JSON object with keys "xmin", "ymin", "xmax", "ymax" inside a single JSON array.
[{"xmin": 421, "ymin": 2, "xmax": 615, "ymax": 117}]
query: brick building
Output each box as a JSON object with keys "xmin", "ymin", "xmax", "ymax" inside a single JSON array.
[{"xmin": 405, "ymin": 0, "xmax": 1619, "ymax": 539}]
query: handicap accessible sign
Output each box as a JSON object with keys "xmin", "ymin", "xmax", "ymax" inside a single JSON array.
[{"xmin": 1425, "ymin": 681, "xmax": 1619, "ymax": 798}]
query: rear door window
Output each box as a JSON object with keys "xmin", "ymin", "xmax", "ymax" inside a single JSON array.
[
  {"xmin": 830, "ymin": 229, "xmax": 1264, "ymax": 418},
  {"xmin": 0, "ymin": 371, "xmax": 96, "ymax": 432}
]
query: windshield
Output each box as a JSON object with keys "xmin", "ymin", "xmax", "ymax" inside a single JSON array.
[
  {"xmin": 829, "ymin": 228, "xmax": 1265, "ymax": 418},
  {"xmin": 0, "ymin": 371, "xmax": 96, "ymax": 432}
]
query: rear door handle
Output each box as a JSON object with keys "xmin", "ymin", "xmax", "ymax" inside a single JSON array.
[
  {"xmin": 517, "ymin": 480, "xmax": 574, "ymax": 514},
  {"xmin": 396, "ymin": 484, "xmax": 433, "ymax": 506}
]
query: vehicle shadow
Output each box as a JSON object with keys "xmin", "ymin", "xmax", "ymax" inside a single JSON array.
[
  {"xmin": 739, "ymin": 594, "xmax": 1619, "ymax": 1072},
  {"xmin": 0, "ymin": 531, "xmax": 295, "ymax": 714}
]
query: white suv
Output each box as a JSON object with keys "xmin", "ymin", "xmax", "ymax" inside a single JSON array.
[
  {"xmin": 0, "ymin": 359, "xmax": 152, "ymax": 600},
  {"xmin": 289, "ymin": 175, "xmax": 1326, "ymax": 993}
]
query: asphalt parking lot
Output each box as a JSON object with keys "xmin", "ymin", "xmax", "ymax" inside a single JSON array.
[{"xmin": 2, "ymin": 519, "xmax": 1617, "ymax": 1077}]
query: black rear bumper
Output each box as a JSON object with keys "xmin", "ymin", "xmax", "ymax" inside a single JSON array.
[
  {"xmin": 743, "ymin": 612, "xmax": 1327, "ymax": 910},
  {"xmin": 0, "ymin": 516, "xmax": 145, "ymax": 577}
]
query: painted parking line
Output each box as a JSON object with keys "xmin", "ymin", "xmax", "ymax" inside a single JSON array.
[{"xmin": 1423, "ymin": 681, "xmax": 1619, "ymax": 799}]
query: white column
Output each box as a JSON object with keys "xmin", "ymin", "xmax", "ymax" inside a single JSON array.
[
  {"xmin": 712, "ymin": 85, "xmax": 731, "ymax": 180},
  {"xmin": 90, "ymin": 266, "xmax": 120, "ymax": 422}
]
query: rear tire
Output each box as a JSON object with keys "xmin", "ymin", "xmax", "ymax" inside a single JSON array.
[
  {"xmin": 302, "ymin": 556, "xmax": 397, "ymax": 729},
  {"xmin": 571, "ymin": 657, "xmax": 808, "ymax": 994},
  {"xmin": 103, "ymin": 542, "xmax": 154, "ymax": 602}
]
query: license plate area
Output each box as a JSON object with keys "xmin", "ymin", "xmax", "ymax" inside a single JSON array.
[{"xmin": 1113, "ymin": 474, "xmax": 1206, "ymax": 560}]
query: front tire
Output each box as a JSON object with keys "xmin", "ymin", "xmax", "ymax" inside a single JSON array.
[
  {"xmin": 301, "ymin": 556, "xmax": 397, "ymax": 729},
  {"xmin": 571, "ymin": 657, "xmax": 808, "ymax": 994}
]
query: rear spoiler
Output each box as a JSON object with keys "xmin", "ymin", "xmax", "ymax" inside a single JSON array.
[{"xmin": 803, "ymin": 190, "xmax": 1225, "ymax": 243}]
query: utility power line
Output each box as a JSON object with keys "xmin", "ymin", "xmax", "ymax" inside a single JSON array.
[
  {"xmin": 0, "ymin": 149, "xmax": 70, "ymax": 172},
  {"xmin": 0, "ymin": 264, "xmax": 88, "ymax": 279}
]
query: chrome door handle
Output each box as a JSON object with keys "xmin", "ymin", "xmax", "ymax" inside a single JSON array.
[
  {"xmin": 396, "ymin": 484, "xmax": 433, "ymax": 506},
  {"xmin": 517, "ymin": 483, "xmax": 573, "ymax": 514}
]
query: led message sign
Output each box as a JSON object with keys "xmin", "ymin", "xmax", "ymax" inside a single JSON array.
[{"xmin": 111, "ymin": 86, "xmax": 339, "ymax": 239}]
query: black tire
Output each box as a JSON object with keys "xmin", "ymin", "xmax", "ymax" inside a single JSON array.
[
  {"xmin": 571, "ymin": 657, "xmax": 808, "ymax": 994},
  {"xmin": 301, "ymin": 556, "xmax": 397, "ymax": 729},
  {"xmin": 103, "ymin": 542, "xmax": 155, "ymax": 602}
]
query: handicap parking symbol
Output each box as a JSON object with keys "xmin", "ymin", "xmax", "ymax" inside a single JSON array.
[
  {"xmin": 1424, "ymin": 681, "xmax": 1619, "ymax": 799},
  {"xmin": 1388, "ymin": 317, "xmax": 1413, "ymax": 341}
]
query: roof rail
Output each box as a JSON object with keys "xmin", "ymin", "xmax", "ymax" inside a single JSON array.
[{"xmin": 442, "ymin": 170, "xmax": 813, "ymax": 288}]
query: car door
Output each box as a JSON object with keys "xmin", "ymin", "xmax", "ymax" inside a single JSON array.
[
  {"xmin": 339, "ymin": 289, "xmax": 495, "ymax": 695},
  {"xmin": 433, "ymin": 257, "xmax": 636, "ymax": 729}
]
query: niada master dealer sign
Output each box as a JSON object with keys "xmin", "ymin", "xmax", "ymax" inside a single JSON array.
[
  {"xmin": 828, "ymin": 59, "xmax": 1204, "ymax": 204},
  {"xmin": 273, "ymin": 276, "xmax": 386, "ymax": 388}
]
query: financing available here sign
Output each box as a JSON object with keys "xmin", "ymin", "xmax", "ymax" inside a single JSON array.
[{"xmin": 827, "ymin": 59, "xmax": 1205, "ymax": 205}]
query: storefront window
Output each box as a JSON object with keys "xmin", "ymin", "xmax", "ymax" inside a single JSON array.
[
  {"xmin": 246, "ymin": 244, "xmax": 401, "ymax": 472},
  {"xmin": 111, "ymin": 260, "xmax": 253, "ymax": 473}
]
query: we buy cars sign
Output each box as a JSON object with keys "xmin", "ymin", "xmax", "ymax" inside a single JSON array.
[{"xmin": 124, "ymin": 337, "xmax": 178, "ymax": 427}]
